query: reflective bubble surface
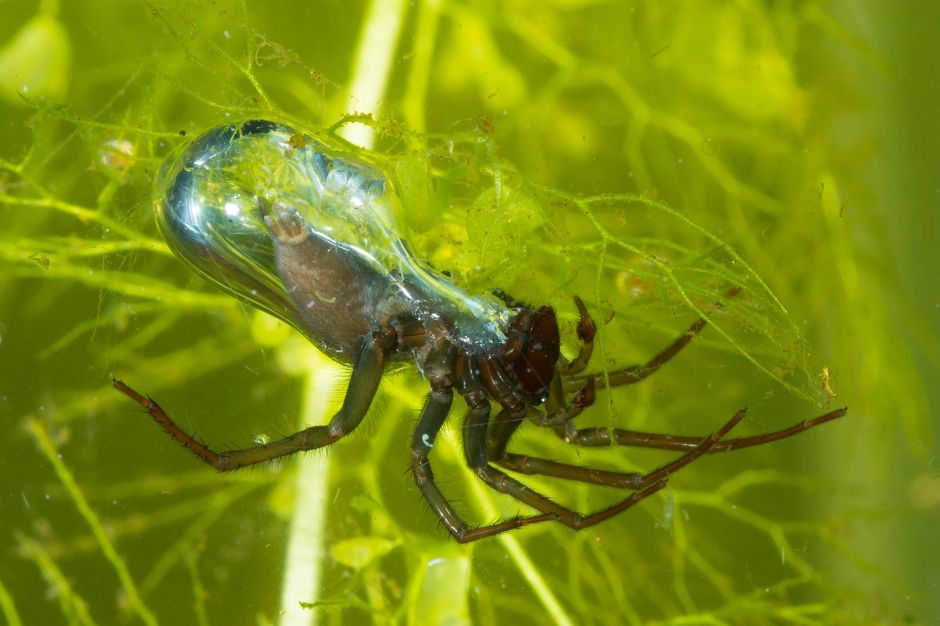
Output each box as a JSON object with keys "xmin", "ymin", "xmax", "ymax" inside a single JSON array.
[{"xmin": 155, "ymin": 120, "xmax": 511, "ymax": 353}]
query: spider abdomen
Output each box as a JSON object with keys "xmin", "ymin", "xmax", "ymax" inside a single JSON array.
[{"xmin": 155, "ymin": 120, "xmax": 513, "ymax": 361}]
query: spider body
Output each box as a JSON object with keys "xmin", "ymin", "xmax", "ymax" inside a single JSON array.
[
  {"xmin": 154, "ymin": 119, "xmax": 513, "ymax": 362},
  {"xmin": 116, "ymin": 119, "xmax": 845, "ymax": 542}
]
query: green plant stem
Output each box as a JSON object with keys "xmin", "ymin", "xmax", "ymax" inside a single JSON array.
[
  {"xmin": 277, "ymin": 349, "xmax": 339, "ymax": 626},
  {"xmin": 445, "ymin": 433, "xmax": 576, "ymax": 626},
  {"xmin": 0, "ymin": 578, "xmax": 23, "ymax": 626},
  {"xmin": 339, "ymin": 0, "xmax": 408, "ymax": 148},
  {"xmin": 277, "ymin": 1, "xmax": 408, "ymax": 624},
  {"xmin": 26, "ymin": 419, "xmax": 158, "ymax": 626}
]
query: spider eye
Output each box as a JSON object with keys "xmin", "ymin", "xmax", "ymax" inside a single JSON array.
[{"xmin": 510, "ymin": 306, "xmax": 560, "ymax": 401}]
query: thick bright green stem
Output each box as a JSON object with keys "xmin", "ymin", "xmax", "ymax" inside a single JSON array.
[{"xmin": 277, "ymin": 1, "xmax": 409, "ymax": 624}]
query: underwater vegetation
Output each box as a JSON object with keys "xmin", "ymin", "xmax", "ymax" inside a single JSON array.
[{"xmin": 0, "ymin": 1, "xmax": 937, "ymax": 625}]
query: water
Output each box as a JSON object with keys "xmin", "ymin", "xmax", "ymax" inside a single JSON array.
[{"xmin": 0, "ymin": 1, "xmax": 936, "ymax": 625}]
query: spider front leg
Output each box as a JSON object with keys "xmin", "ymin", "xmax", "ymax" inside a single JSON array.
[
  {"xmin": 524, "ymin": 287, "xmax": 716, "ymax": 431},
  {"xmin": 545, "ymin": 290, "xmax": 845, "ymax": 455},
  {"xmin": 556, "ymin": 295, "xmax": 596, "ymax": 376},
  {"xmin": 562, "ymin": 286, "xmax": 740, "ymax": 393},
  {"xmin": 113, "ymin": 331, "xmax": 387, "ymax": 470},
  {"xmin": 492, "ymin": 285, "xmax": 843, "ymax": 487}
]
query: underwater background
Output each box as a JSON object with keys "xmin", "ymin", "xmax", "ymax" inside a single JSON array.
[{"xmin": 0, "ymin": 1, "xmax": 937, "ymax": 624}]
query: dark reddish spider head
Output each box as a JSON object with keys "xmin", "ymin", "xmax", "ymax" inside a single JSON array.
[{"xmin": 506, "ymin": 306, "xmax": 560, "ymax": 403}]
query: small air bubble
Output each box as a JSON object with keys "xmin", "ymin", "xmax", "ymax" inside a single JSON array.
[
  {"xmin": 701, "ymin": 137, "xmax": 720, "ymax": 156},
  {"xmin": 99, "ymin": 138, "xmax": 136, "ymax": 172},
  {"xmin": 223, "ymin": 30, "xmax": 230, "ymax": 39},
  {"xmin": 253, "ymin": 433, "xmax": 271, "ymax": 446}
]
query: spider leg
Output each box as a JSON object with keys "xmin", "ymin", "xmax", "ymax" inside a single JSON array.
[
  {"xmin": 542, "ymin": 286, "xmax": 843, "ymax": 459},
  {"xmin": 409, "ymin": 349, "xmax": 556, "ymax": 542},
  {"xmin": 562, "ymin": 315, "xmax": 705, "ymax": 392},
  {"xmin": 556, "ymin": 296, "xmax": 596, "ymax": 376},
  {"xmin": 488, "ymin": 400, "xmax": 646, "ymax": 490},
  {"xmin": 462, "ymin": 357, "xmax": 600, "ymax": 534},
  {"xmin": 468, "ymin": 360, "xmax": 745, "ymax": 533},
  {"xmin": 529, "ymin": 377, "xmax": 595, "ymax": 429},
  {"xmin": 493, "ymin": 410, "xmax": 747, "ymax": 491},
  {"xmin": 483, "ymin": 377, "xmax": 593, "ymax": 464},
  {"xmin": 407, "ymin": 352, "xmax": 554, "ymax": 543},
  {"xmin": 497, "ymin": 453, "xmax": 644, "ymax": 488},
  {"xmin": 553, "ymin": 407, "xmax": 847, "ymax": 452},
  {"xmin": 565, "ymin": 411, "xmax": 750, "ymax": 529},
  {"xmin": 113, "ymin": 332, "xmax": 387, "ymax": 471},
  {"xmin": 481, "ymin": 407, "xmax": 745, "ymax": 532},
  {"xmin": 562, "ymin": 286, "xmax": 740, "ymax": 393}
]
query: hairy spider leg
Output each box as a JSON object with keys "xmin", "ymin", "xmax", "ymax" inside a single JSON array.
[
  {"xmin": 496, "ymin": 407, "xmax": 846, "ymax": 487},
  {"xmin": 556, "ymin": 295, "xmax": 596, "ymax": 376},
  {"xmin": 460, "ymin": 357, "xmax": 747, "ymax": 534},
  {"xmin": 410, "ymin": 351, "xmax": 556, "ymax": 542},
  {"xmin": 113, "ymin": 332, "xmax": 387, "ymax": 471},
  {"xmin": 554, "ymin": 407, "xmax": 847, "ymax": 453},
  {"xmin": 489, "ymin": 286, "xmax": 844, "ymax": 487},
  {"xmin": 513, "ymin": 286, "xmax": 724, "ymax": 447},
  {"xmin": 457, "ymin": 355, "xmax": 594, "ymax": 538},
  {"xmin": 561, "ymin": 286, "xmax": 741, "ymax": 394},
  {"xmin": 492, "ymin": 399, "xmax": 753, "ymax": 492},
  {"xmin": 485, "ymin": 371, "xmax": 595, "ymax": 462}
]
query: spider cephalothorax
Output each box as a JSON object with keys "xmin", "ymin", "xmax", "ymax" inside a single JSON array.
[
  {"xmin": 115, "ymin": 120, "xmax": 845, "ymax": 542},
  {"xmin": 501, "ymin": 305, "xmax": 561, "ymax": 403}
]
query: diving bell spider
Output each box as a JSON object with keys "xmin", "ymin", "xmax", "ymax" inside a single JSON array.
[
  {"xmin": 115, "ymin": 273, "xmax": 844, "ymax": 543},
  {"xmin": 115, "ymin": 120, "xmax": 844, "ymax": 542}
]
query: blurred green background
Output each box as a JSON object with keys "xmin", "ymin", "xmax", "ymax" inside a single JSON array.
[{"xmin": 1, "ymin": 1, "xmax": 937, "ymax": 624}]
